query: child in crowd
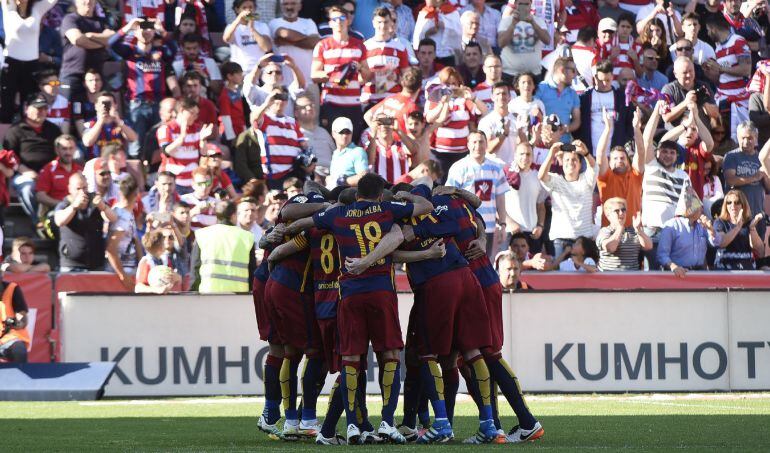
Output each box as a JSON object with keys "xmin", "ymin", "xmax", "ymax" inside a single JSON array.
[{"xmin": 558, "ymin": 236, "xmax": 599, "ymax": 273}]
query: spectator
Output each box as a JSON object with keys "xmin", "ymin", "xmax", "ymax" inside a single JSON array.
[
  {"xmin": 394, "ymin": 159, "xmax": 442, "ymax": 185},
  {"xmin": 659, "ymin": 102, "xmax": 714, "ymax": 200},
  {"xmin": 570, "ymin": 28, "xmax": 598, "ymax": 92},
  {"xmin": 180, "ymin": 71, "xmax": 218, "ymax": 130},
  {"xmin": 167, "ymin": 14, "xmax": 210, "ymax": 58},
  {"xmin": 173, "ymin": 33, "xmax": 223, "ymax": 96},
  {"xmin": 243, "ymin": 53, "xmax": 306, "ymax": 118},
  {"xmin": 662, "ymin": 57, "xmax": 719, "ymax": 128},
  {"xmin": 4, "ymin": 93, "xmax": 61, "ymax": 225},
  {"xmin": 36, "ymin": 134, "xmax": 83, "ymax": 223},
  {"xmin": 458, "ymin": 10, "xmax": 492, "ymax": 57},
  {"xmin": 671, "ymin": 13, "xmax": 716, "ymax": 66},
  {"xmin": 413, "ymin": 0, "xmax": 462, "ymax": 67},
  {"xmin": 749, "ymin": 62, "xmax": 770, "ymax": 146},
  {"xmin": 723, "ymin": 120, "xmax": 770, "ymax": 218},
  {"xmin": 639, "ymin": 19, "xmax": 673, "ymax": 74},
  {"xmin": 0, "ymin": 149, "xmax": 18, "ymax": 225},
  {"xmin": 157, "ymin": 97, "xmax": 215, "ymax": 194},
  {"xmin": 2, "ymin": 237, "xmax": 51, "ymax": 273},
  {"xmin": 282, "ymin": 176, "xmax": 303, "ymax": 198},
  {"xmin": 597, "ymin": 107, "xmax": 645, "ymax": 226},
  {"xmin": 201, "ymin": 145, "xmax": 238, "ymax": 200},
  {"xmin": 135, "ymin": 229, "xmax": 181, "ymax": 294},
  {"xmin": 497, "ymin": 0, "xmax": 550, "ymax": 80},
  {"xmin": 252, "ymin": 86, "xmax": 308, "ymax": 188},
  {"xmin": 81, "ymin": 91, "xmax": 138, "ymax": 159},
  {"xmin": 509, "ymin": 72, "xmax": 546, "ymax": 129},
  {"xmin": 366, "ymin": 114, "xmax": 411, "ymax": 184},
  {"xmin": 317, "ymin": 0, "xmax": 364, "ymax": 41},
  {"xmin": 504, "ymin": 143, "xmax": 547, "ymax": 254},
  {"xmin": 361, "ymin": 6, "xmax": 410, "ymax": 106},
  {"xmin": 713, "ymin": 189, "xmax": 765, "ymax": 270},
  {"xmin": 143, "ymin": 171, "xmax": 179, "ymax": 217},
  {"xmin": 72, "ymin": 69, "xmax": 104, "ymax": 135},
  {"xmin": 446, "ymin": 130, "xmax": 510, "ymax": 259},
  {"xmin": 236, "ymin": 196, "xmax": 263, "ymax": 250},
  {"xmin": 60, "ymin": 0, "xmax": 115, "ymax": 99},
  {"xmin": 704, "ymin": 14, "xmax": 752, "ymax": 141},
  {"xmin": 596, "ymin": 197, "xmax": 653, "ymax": 271},
  {"xmin": 312, "ymin": 4, "xmax": 369, "ymax": 138},
  {"xmin": 54, "ymin": 172, "xmax": 116, "ymax": 271},
  {"xmin": 0, "ymin": 0, "xmax": 57, "ymax": 122},
  {"xmin": 218, "ymin": 62, "xmax": 247, "ymax": 145},
  {"xmin": 425, "ymin": 66, "xmax": 487, "ymax": 180},
  {"xmin": 665, "ymin": 38, "xmax": 709, "ymax": 84},
  {"xmin": 510, "ymin": 231, "xmax": 555, "ymax": 271},
  {"xmin": 105, "ymin": 175, "xmax": 141, "ymax": 290},
  {"xmin": 269, "ymin": 0, "xmax": 320, "ymax": 87},
  {"xmin": 576, "ymin": 60, "xmax": 633, "ymax": 156},
  {"xmin": 457, "ymin": 41, "xmax": 484, "ymax": 89},
  {"xmin": 472, "ymin": 54, "xmax": 503, "ymax": 111},
  {"xmin": 0, "ymin": 276, "xmax": 30, "ymax": 362},
  {"xmin": 416, "ymin": 38, "xmax": 441, "ymax": 88},
  {"xmin": 557, "ymin": 236, "xmax": 599, "ymax": 272},
  {"xmin": 657, "ymin": 187, "xmax": 720, "ymax": 276},
  {"xmin": 223, "ymin": 0, "xmax": 273, "ymax": 75},
  {"xmin": 695, "ymin": 0, "xmax": 721, "ymax": 47},
  {"xmin": 636, "ymin": 0, "xmax": 682, "ymax": 47},
  {"xmin": 180, "ymin": 167, "xmax": 217, "ymax": 230},
  {"xmin": 637, "ymin": 45, "xmax": 668, "ymax": 91},
  {"xmin": 294, "ymin": 95, "xmax": 333, "ymax": 177},
  {"xmin": 538, "ymin": 140, "xmax": 597, "ymax": 258},
  {"xmin": 478, "ymin": 81, "xmax": 519, "ymax": 165},
  {"xmin": 702, "ymin": 156, "xmax": 725, "ymax": 218},
  {"xmin": 599, "ymin": 0, "xmax": 634, "ymax": 22},
  {"xmin": 143, "ymin": 97, "xmax": 177, "ymax": 177},
  {"xmin": 494, "ymin": 250, "xmax": 526, "ymax": 290},
  {"xmin": 37, "ymin": 69, "xmax": 71, "ymax": 134},
  {"xmin": 327, "ymin": 116, "xmax": 368, "ymax": 189},
  {"xmin": 535, "ymin": 58, "xmax": 581, "ymax": 144},
  {"xmin": 383, "ymin": 0, "xmax": 415, "ymax": 45},
  {"xmin": 596, "ymin": 15, "xmax": 642, "ymax": 76},
  {"xmin": 110, "ymin": 17, "xmax": 180, "ymax": 158},
  {"xmin": 233, "ymin": 111, "xmax": 265, "ymax": 183},
  {"xmin": 365, "ymin": 67, "xmax": 422, "ymax": 138},
  {"xmin": 169, "ymin": 201, "xmax": 193, "ymax": 276},
  {"xmin": 461, "ymin": 0, "xmax": 501, "ymax": 50}
]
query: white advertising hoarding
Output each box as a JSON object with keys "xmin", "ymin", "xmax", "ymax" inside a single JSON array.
[{"xmin": 59, "ymin": 290, "xmax": 770, "ymax": 396}]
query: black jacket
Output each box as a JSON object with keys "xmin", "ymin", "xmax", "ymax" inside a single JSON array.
[{"xmin": 576, "ymin": 88, "xmax": 633, "ymax": 153}]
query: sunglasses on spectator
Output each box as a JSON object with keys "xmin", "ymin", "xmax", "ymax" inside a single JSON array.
[
  {"xmin": 725, "ymin": 200, "xmax": 742, "ymax": 205},
  {"xmin": 45, "ymin": 80, "xmax": 61, "ymax": 87},
  {"xmin": 329, "ymin": 15, "xmax": 347, "ymax": 22},
  {"xmin": 613, "ymin": 208, "xmax": 628, "ymax": 214},
  {"xmin": 337, "ymin": 129, "xmax": 352, "ymax": 135},
  {"xmin": 676, "ymin": 46, "xmax": 693, "ymax": 52},
  {"xmin": 97, "ymin": 171, "xmax": 110, "ymax": 176},
  {"xmin": 344, "ymin": 8, "xmax": 355, "ymax": 14},
  {"xmin": 163, "ymin": 234, "xmax": 174, "ymax": 239},
  {"xmin": 644, "ymin": 55, "xmax": 659, "ymax": 60},
  {"xmin": 297, "ymin": 104, "xmax": 313, "ymax": 110},
  {"xmin": 194, "ymin": 180, "xmax": 212, "ymax": 187}
]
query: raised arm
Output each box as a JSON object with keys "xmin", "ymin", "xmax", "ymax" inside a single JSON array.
[
  {"xmin": 538, "ymin": 142, "xmax": 561, "ymax": 183},
  {"xmin": 644, "ymin": 100, "xmax": 665, "ymax": 165},
  {"xmin": 631, "ymin": 107, "xmax": 645, "ymax": 174},
  {"xmin": 596, "ymin": 107, "xmax": 614, "ymax": 177},
  {"xmin": 393, "ymin": 191, "xmax": 434, "ymax": 216}
]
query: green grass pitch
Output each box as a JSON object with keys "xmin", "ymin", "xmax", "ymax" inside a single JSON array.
[{"xmin": 3, "ymin": 394, "xmax": 770, "ymax": 451}]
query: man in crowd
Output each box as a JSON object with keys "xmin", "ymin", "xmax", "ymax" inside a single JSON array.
[
  {"xmin": 327, "ymin": 117, "xmax": 368, "ymax": 189},
  {"xmin": 459, "ymin": 10, "xmax": 492, "ymax": 56},
  {"xmin": 233, "ymin": 111, "xmax": 265, "ymax": 184},
  {"xmin": 270, "ymin": 0, "xmax": 320, "ymax": 86},
  {"xmin": 0, "ymin": 277, "xmax": 31, "ymax": 363},
  {"xmin": 2, "ymin": 237, "xmax": 51, "ymax": 273},
  {"xmin": 243, "ymin": 53, "xmax": 307, "ymax": 118},
  {"xmin": 143, "ymin": 97, "xmax": 177, "ymax": 179},
  {"xmin": 295, "ymin": 94, "xmax": 335, "ymax": 177},
  {"xmin": 37, "ymin": 69, "xmax": 72, "ymax": 134},
  {"xmin": 662, "ymin": 57, "xmax": 719, "ymax": 127},
  {"xmin": 723, "ymin": 121, "xmax": 770, "ymax": 218},
  {"xmin": 173, "ymin": 33, "xmax": 223, "ymax": 96},
  {"xmin": 142, "ymin": 171, "xmax": 178, "ymax": 217},
  {"xmin": 536, "ymin": 58, "xmax": 581, "ymax": 143},
  {"xmin": 638, "ymin": 45, "xmax": 668, "ymax": 91},
  {"xmin": 497, "ymin": 0, "xmax": 550, "ymax": 81},
  {"xmin": 462, "ymin": 0, "xmax": 501, "ymax": 50},
  {"xmin": 478, "ymin": 81, "xmax": 519, "ymax": 165},
  {"xmin": 36, "ymin": 135, "xmax": 83, "ymax": 224},
  {"xmin": 361, "ymin": 6, "xmax": 410, "ymax": 107},
  {"xmin": 473, "ymin": 54, "xmax": 504, "ymax": 111},
  {"xmin": 81, "ymin": 91, "xmax": 138, "ymax": 159},
  {"xmin": 504, "ymin": 143, "xmax": 546, "ymax": 254},
  {"xmin": 60, "ymin": 0, "xmax": 115, "ymax": 99},
  {"xmin": 413, "ymin": 0, "xmax": 462, "ymax": 67}
]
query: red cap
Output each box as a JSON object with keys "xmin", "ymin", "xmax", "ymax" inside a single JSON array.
[{"xmin": 204, "ymin": 143, "xmax": 223, "ymax": 157}]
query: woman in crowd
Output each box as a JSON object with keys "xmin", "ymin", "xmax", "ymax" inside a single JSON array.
[
  {"xmin": 713, "ymin": 190, "xmax": 765, "ymax": 270},
  {"xmin": 596, "ymin": 197, "xmax": 653, "ymax": 271},
  {"xmin": 201, "ymin": 146, "xmax": 238, "ymax": 200},
  {"xmin": 639, "ymin": 19, "xmax": 671, "ymax": 74},
  {"xmin": 509, "ymin": 72, "xmax": 545, "ymax": 140},
  {"xmin": 557, "ymin": 236, "xmax": 599, "ymax": 273},
  {"xmin": 105, "ymin": 175, "xmax": 141, "ymax": 290}
]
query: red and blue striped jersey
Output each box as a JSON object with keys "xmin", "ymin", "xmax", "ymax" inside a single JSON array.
[
  {"xmin": 431, "ymin": 195, "xmax": 499, "ymax": 288},
  {"xmin": 313, "ymin": 200, "xmax": 414, "ymax": 298},
  {"xmin": 110, "ymin": 31, "xmax": 174, "ymax": 102},
  {"xmin": 268, "ymin": 231, "xmax": 312, "ymax": 294},
  {"xmin": 402, "ymin": 194, "xmax": 468, "ymax": 287},
  {"xmin": 309, "ymin": 227, "xmax": 341, "ymax": 320}
]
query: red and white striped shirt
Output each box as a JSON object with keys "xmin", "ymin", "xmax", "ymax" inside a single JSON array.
[
  {"xmin": 371, "ymin": 92, "xmax": 419, "ymax": 133},
  {"xmin": 597, "ymin": 37, "xmax": 642, "ymax": 76},
  {"xmin": 426, "ymin": 97, "xmax": 479, "ymax": 154},
  {"xmin": 47, "ymin": 94, "xmax": 71, "ymax": 128},
  {"xmin": 258, "ymin": 113, "xmax": 305, "ymax": 180},
  {"xmin": 157, "ymin": 120, "xmax": 202, "ymax": 187},
  {"xmin": 123, "ymin": 0, "xmax": 164, "ymax": 24},
  {"xmin": 372, "ymin": 140, "xmax": 410, "ymax": 183},
  {"xmin": 473, "ymin": 81, "xmax": 495, "ymax": 112},
  {"xmin": 180, "ymin": 193, "xmax": 216, "ymax": 230},
  {"xmin": 361, "ymin": 37, "xmax": 410, "ymax": 105},
  {"xmin": 313, "ymin": 36, "xmax": 366, "ymax": 107},
  {"xmin": 715, "ymin": 33, "xmax": 751, "ymax": 103}
]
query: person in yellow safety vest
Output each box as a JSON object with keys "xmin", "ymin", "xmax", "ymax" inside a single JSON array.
[
  {"xmin": 191, "ymin": 200, "xmax": 257, "ymax": 293},
  {"xmin": 0, "ymin": 280, "xmax": 30, "ymax": 362}
]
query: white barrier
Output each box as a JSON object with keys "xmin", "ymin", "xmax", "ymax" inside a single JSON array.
[{"xmin": 58, "ymin": 290, "xmax": 770, "ymax": 396}]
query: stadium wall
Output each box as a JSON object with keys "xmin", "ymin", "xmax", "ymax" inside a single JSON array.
[{"xmin": 58, "ymin": 290, "xmax": 770, "ymax": 397}]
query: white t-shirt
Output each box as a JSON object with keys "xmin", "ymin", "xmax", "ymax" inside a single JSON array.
[
  {"xmin": 669, "ymin": 39, "xmax": 716, "ymax": 65},
  {"xmin": 590, "ymin": 90, "xmax": 616, "ymax": 156},
  {"xmin": 559, "ymin": 256, "xmax": 596, "ymax": 271},
  {"xmin": 498, "ymin": 16, "xmax": 548, "ymax": 75},
  {"xmin": 508, "ymin": 97, "xmax": 546, "ymax": 129},
  {"xmin": 541, "ymin": 165, "xmax": 598, "ymax": 240},
  {"xmin": 268, "ymin": 17, "xmax": 318, "ymax": 87},
  {"xmin": 229, "ymin": 22, "xmax": 271, "ymax": 74},
  {"xmin": 504, "ymin": 167, "xmax": 547, "ymax": 232},
  {"xmin": 478, "ymin": 110, "xmax": 518, "ymax": 165},
  {"xmin": 413, "ymin": 9, "xmax": 462, "ymax": 59}
]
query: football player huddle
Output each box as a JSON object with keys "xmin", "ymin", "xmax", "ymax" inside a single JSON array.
[{"xmin": 253, "ymin": 173, "xmax": 543, "ymax": 445}]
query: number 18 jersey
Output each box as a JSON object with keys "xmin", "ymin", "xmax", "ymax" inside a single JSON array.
[{"xmin": 312, "ymin": 200, "xmax": 414, "ymax": 298}]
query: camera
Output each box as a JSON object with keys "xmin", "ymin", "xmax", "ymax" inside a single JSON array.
[
  {"xmin": 246, "ymin": 12, "xmax": 260, "ymax": 20},
  {"xmin": 663, "ymin": 0, "xmax": 670, "ymax": 9},
  {"xmin": 427, "ymin": 84, "xmax": 455, "ymax": 102},
  {"xmin": 102, "ymin": 99, "xmax": 112, "ymax": 111},
  {"xmin": 139, "ymin": 18, "xmax": 154, "ymax": 29},
  {"xmin": 377, "ymin": 116, "xmax": 394, "ymax": 126},
  {"xmin": 4, "ymin": 317, "xmax": 17, "ymax": 329},
  {"xmin": 296, "ymin": 149, "xmax": 317, "ymax": 168},
  {"xmin": 269, "ymin": 54, "xmax": 286, "ymax": 64},
  {"xmin": 560, "ymin": 144, "xmax": 576, "ymax": 152},
  {"xmin": 694, "ymin": 86, "xmax": 709, "ymax": 105}
]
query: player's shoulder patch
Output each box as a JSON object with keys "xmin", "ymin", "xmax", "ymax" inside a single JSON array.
[
  {"xmin": 389, "ymin": 201, "xmax": 407, "ymax": 206},
  {"xmin": 289, "ymin": 194, "xmax": 309, "ymax": 204},
  {"xmin": 434, "ymin": 205, "xmax": 449, "ymax": 216}
]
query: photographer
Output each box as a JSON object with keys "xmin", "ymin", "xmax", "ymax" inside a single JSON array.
[
  {"xmin": 243, "ymin": 53, "xmax": 307, "ymax": 118},
  {"xmin": 366, "ymin": 114, "xmax": 410, "ymax": 184},
  {"xmin": 54, "ymin": 172, "xmax": 117, "ymax": 272},
  {"xmin": 252, "ymin": 86, "xmax": 309, "ymax": 189},
  {"xmin": 0, "ymin": 278, "xmax": 30, "ymax": 363},
  {"xmin": 224, "ymin": 0, "xmax": 273, "ymax": 75},
  {"xmin": 662, "ymin": 57, "xmax": 720, "ymax": 127},
  {"xmin": 81, "ymin": 91, "xmax": 138, "ymax": 160}
]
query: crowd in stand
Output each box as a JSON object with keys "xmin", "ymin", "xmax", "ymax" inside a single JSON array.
[{"xmin": 1, "ymin": 0, "xmax": 769, "ymax": 292}]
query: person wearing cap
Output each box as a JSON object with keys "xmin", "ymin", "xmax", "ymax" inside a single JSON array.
[
  {"xmin": 327, "ymin": 117, "xmax": 368, "ymax": 189},
  {"xmin": 497, "ymin": 0, "xmax": 550, "ymax": 80},
  {"xmin": 3, "ymin": 93, "xmax": 62, "ymax": 225},
  {"xmin": 54, "ymin": 172, "xmax": 116, "ymax": 272},
  {"xmin": 110, "ymin": 17, "xmax": 180, "ymax": 159},
  {"xmin": 596, "ymin": 15, "xmax": 643, "ymax": 76},
  {"xmin": 243, "ymin": 52, "xmax": 307, "ymax": 118}
]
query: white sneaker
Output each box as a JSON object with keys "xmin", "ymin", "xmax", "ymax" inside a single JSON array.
[
  {"xmin": 257, "ymin": 415, "xmax": 281, "ymax": 439},
  {"xmin": 282, "ymin": 419, "xmax": 300, "ymax": 441},
  {"xmin": 346, "ymin": 423, "xmax": 362, "ymax": 445},
  {"xmin": 360, "ymin": 430, "xmax": 382, "ymax": 444},
  {"xmin": 506, "ymin": 422, "xmax": 544, "ymax": 443},
  {"xmin": 397, "ymin": 424, "xmax": 418, "ymax": 442},
  {"xmin": 316, "ymin": 432, "xmax": 346, "ymax": 445},
  {"xmin": 377, "ymin": 421, "xmax": 406, "ymax": 444},
  {"xmin": 299, "ymin": 419, "xmax": 321, "ymax": 437}
]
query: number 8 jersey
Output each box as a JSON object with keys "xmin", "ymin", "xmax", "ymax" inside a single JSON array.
[{"xmin": 312, "ymin": 200, "xmax": 414, "ymax": 298}]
